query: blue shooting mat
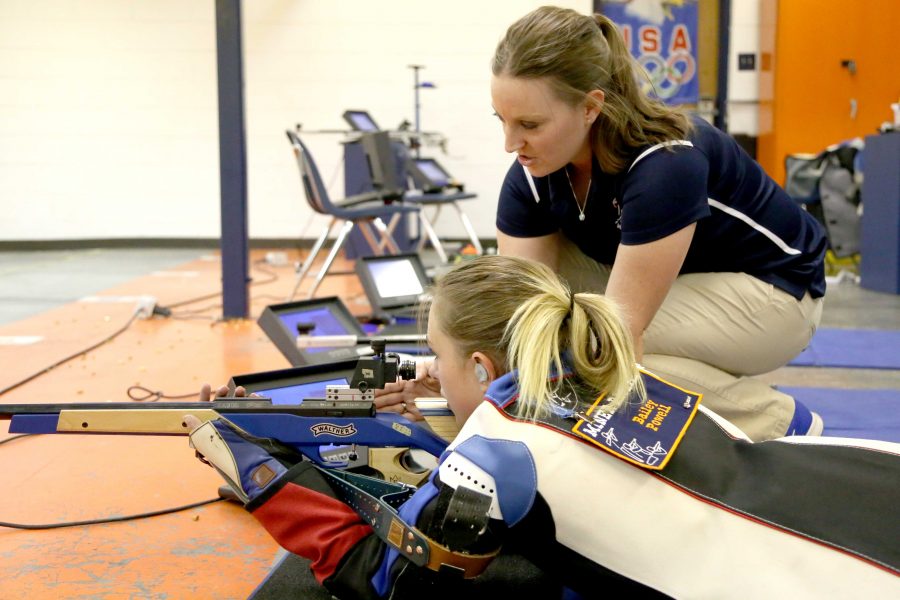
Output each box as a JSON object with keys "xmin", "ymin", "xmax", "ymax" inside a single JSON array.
[
  {"xmin": 789, "ymin": 328, "xmax": 900, "ymax": 369},
  {"xmin": 779, "ymin": 386, "xmax": 900, "ymax": 443}
]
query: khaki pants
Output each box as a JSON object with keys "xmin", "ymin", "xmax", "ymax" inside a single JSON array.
[{"xmin": 559, "ymin": 239, "xmax": 824, "ymax": 441}]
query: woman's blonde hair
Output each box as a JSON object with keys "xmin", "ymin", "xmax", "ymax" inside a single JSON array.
[
  {"xmin": 430, "ymin": 256, "xmax": 644, "ymax": 418},
  {"xmin": 492, "ymin": 5, "xmax": 692, "ymax": 174}
]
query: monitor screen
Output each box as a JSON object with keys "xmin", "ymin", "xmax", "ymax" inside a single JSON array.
[
  {"xmin": 343, "ymin": 110, "xmax": 380, "ymax": 132},
  {"xmin": 368, "ymin": 258, "xmax": 425, "ymax": 299},
  {"xmin": 412, "ymin": 158, "xmax": 451, "ymax": 187},
  {"xmin": 258, "ymin": 297, "xmax": 367, "ymax": 366},
  {"xmin": 277, "ymin": 306, "xmax": 356, "ymax": 354},
  {"xmin": 356, "ymin": 253, "xmax": 430, "ymax": 311},
  {"xmin": 255, "ymin": 377, "xmax": 349, "ymax": 405}
]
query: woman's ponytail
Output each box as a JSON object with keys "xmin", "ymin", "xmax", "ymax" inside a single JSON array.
[
  {"xmin": 432, "ymin": 256, "xmax": 644, "ymax": 421},
  {"xmin": 505, "ymin": 286, "xmax": 644, "ymax": 420},
  {"xmin": 567, "ymin": 292, "xmax": 645, "ymax": 414}
]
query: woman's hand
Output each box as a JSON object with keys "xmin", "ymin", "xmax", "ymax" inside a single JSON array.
[
  {"xmin": 198, "ymin": 383, "xmax": 249, "ymax": 402},
  {"xmin": 374, "ymin": 359, "xmax": 442, "ymax": 421},
  {"xmin": 183, "ymin": 414, "xmax": 203, "ymax": 431}
]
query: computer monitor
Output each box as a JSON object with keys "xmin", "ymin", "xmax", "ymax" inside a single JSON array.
[
  {"xmin": 228, "ymin": 360, "xmax": 359, "ymax": 405},
  {"xmin": 355, "ymin": 253, "xmax": 431, "ymax": 313},
  {"xmin": 360, "ymin": 131, "xmax": 404, "ymax": 197},
  {"xmin": 257, "ymin": 297, "xmax": 367, "ymax": 367},
  {"xmin": 342, "ymin": 110, "xmax": 381, "ymax": 132},
  {"xmin": 407, "ymin": 157, "xmax": 455, "ymax": 192}
]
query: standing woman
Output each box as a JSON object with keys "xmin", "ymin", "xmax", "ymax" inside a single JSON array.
[{"xmin": 491, "ymin": 6, "xmax": 828, "ymax": 440}]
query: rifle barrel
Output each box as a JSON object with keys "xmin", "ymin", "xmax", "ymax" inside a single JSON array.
[{"xmin": 0, "ymin": 400, "xmax": 374, "ymax": 419}]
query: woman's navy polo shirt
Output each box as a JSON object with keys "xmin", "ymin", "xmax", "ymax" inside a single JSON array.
[{"xmin": 496, "ymin": 117, "xmax": 827, "ymax": 300}]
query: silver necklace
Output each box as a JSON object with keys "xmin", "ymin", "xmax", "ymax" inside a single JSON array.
[{"xmin": 565, "ymin": 167, "xmax": 591, "ymax": 221}]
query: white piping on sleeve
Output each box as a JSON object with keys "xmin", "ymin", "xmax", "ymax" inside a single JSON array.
[
  {"xmin": 628, "ymin": 140, "xmax": 694, "ymax": 172},
  {"xmin": 625, "ymin": 141, "xmax": 802, "ymax": 257},
  {"xmin": 708, "ymin": 198, "xmax": 803, "ymax": 256}
]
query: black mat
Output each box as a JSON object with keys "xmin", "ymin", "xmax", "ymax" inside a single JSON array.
[
  {"xmin": 247, "ymin": 552, "xmax": 334, "ymax": 599},
  {"xmin": 248, "ymin": 551, "xmax": 564, "ymax": 599}
]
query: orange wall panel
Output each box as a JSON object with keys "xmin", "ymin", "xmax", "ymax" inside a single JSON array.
[{"xmin": 758, "ymin": 0, "xmax": 900, "ymax": 185}]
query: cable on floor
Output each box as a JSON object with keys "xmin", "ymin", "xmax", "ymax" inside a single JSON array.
[
  {"xmin": 160, "ymin": 259, "xmax": 281, "ymax": 311},
  {"xmin": 0, "ymin": 309, "xmax": 140, "ymax": 398},
  {"xmin": 0, "ymin": 434, "xmax": 227, "ymax": 530},
  {"xmin": 126, "ymin": 385, "xmax": 198, "ymax": 402},
  {"xmin": 0, "ymin": 434, "xmax": 31, "ymax": 446},
  {"xmin": 0, "ymin": 258, "xmax": 285, "ymax": 529},
  {"xmin": 0, "ymin": 259, "xmax": 288, "ymax": 396},
  {"xmin": 0, "ymin": 498, "xmax": 224, "ymax": 530},
  {"xmin": 0, "ymin": 259, "xmax": 290, "ymax": 399}
]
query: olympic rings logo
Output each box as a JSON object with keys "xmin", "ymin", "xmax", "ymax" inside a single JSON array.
[{"xmin": 638, "ymin": 51, "xmax": 697, "ymax": 100}]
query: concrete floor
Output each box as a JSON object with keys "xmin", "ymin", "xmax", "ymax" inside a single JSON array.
[
  {"xmin": 0, "ymin": 248, "xmax": 209, "ymax": 325},
  {"xmin": 1, "ymin": 247, "xmax": 899, "ymax": 390}
]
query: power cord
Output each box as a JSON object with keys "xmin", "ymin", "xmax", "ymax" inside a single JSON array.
[
  {"xmin": 1, "ymin": 259, "xmax": 286, "ymax": 395},
  {"xmin": 170, "ymin": 304, "xmax": 222, "ymax": 321},
  {"xmin": 126, "ymin": 385, "xmax": 197, "ymax": 402},
  {"xmin": 158, "ymin": 259, "xmax": 281, "ymax": 312},
  {"xmin": 0, "ymin": 497, "xmax": 224, "ymax": 530},
  {"xmin": 0, "ymin": 434, "xmax": 31, "ymax": 446},
  {"xmin": 0, "ymin": 428, "xmax": 222, "ymax": 531},
  {"xmin": 0, "ymin": 308, "xmax": 140, "ymax": 398}
]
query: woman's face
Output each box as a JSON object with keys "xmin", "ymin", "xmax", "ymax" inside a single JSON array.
[
  {"xmin": 491, "ymin": 74, "xmax": 595, "ymax": 176},
  {"xmin": 426, "ymin": 302, "xmax": 487, "ymax": 426}
]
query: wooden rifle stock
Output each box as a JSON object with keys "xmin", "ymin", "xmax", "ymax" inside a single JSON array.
[{"xmin": 0, "ymin": 398, "xmax": 445, "ymax": 487}]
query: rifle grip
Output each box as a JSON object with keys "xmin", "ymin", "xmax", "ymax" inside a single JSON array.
[{"xmin": 368, "ymin": 447, "xmax": 432, "ymax": 487}]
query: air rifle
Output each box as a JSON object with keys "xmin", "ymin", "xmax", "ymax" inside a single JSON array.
[{"xmin": 0, "ymin": 340, "xmax": 449, "ymax": 486}]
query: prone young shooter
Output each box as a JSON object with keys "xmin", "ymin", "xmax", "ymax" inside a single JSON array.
[{"xmin": 183, "ymin": 256, "xmax": 900, "ymax": 599}]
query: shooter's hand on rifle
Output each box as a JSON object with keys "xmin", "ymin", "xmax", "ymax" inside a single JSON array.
[
  {"xmin": 374, "ymin": 359, "xmax": 441, "ymax": 421},
  {"xmin": 198, "ymin": 383, "xmax": 251, "ymax": 402}
]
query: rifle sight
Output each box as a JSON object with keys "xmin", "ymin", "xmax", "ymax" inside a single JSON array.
[{"xmin": 350, "ymin": 340, "xmax": 417, "ymax": 392}]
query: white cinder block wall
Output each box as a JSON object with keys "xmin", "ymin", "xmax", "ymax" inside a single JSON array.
[{"xmin": 0, "ymin": 0, "xmax": 589, "ymax": 242}]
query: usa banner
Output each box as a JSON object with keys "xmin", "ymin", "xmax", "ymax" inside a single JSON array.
[{"xmin": 599, "ymin": 0, "xmax": 699, "ymax": 105}]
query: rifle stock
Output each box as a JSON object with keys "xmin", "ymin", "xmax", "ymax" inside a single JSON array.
[
  {"xmin": 0, "ymin": 399, "xmax": 450, "ymax": 487},
  {"xmin": 0, "ymin": 342, "xmax": 452, "ymax": 487}
]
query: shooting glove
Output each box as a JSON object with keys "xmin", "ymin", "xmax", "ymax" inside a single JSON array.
[{"xmin": 189, "ymin": 418, "xmax": 303, "ymax": 503}]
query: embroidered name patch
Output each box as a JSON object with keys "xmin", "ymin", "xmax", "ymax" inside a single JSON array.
[{"xmin": 571, "ymin": 372, "xmax": 701, "ymax": 470}]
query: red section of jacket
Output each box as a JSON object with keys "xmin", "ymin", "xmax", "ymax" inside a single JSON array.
[{"xmin": 252, "ymin": 482, "xmax": 374, "ymax": 583}]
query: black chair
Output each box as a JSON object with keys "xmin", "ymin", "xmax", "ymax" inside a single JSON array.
[{"xmin": 286, "ymin": 131, "xmax": 420, "ymax": 299}]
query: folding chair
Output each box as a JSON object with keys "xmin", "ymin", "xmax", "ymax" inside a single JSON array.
[{"xmin": 286, "ymin": 131, "xmax": 419, "ymax": 299}]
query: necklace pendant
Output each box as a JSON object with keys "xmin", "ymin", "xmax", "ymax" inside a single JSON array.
[{"xmin": 579, "ymin": 213, "xmax": 586, "ymax": 221}]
